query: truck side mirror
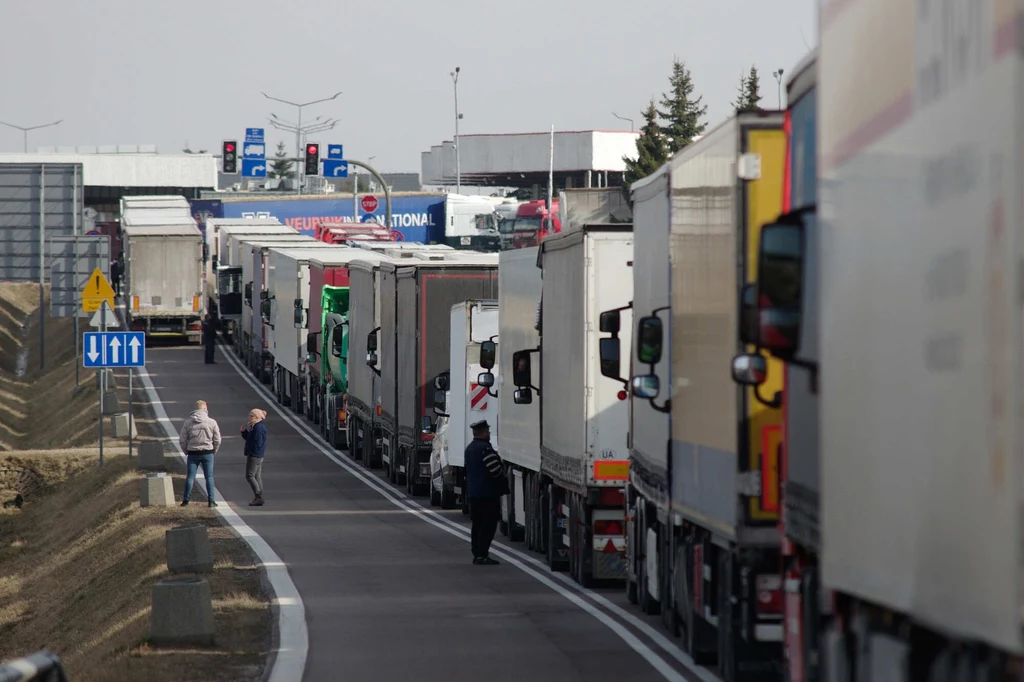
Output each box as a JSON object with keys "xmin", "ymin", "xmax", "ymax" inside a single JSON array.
[
  {"xmin": 293, "ymin": 299, "xmax": 304, "ymax": 328},
  {"xmin": 421, "ymin": 415, "xmax": 433, "ymax": 434},
  {"xmin": 479, "ymin": 340, "xmax": 496, "ymax": 370},
  {"xmin": 434, "ymin": 372, "xmax": 450, "ymax": 391},
  {"xmin": 367, "ymin": 330, "xmax": 378, "ymax": 352},
  {"xmin": 636, "ymin": 316, "xmax": 663, "ymax": 365},
  {"xmin": 433, "ymin": 389, "xmax": 447, "ymax": 414},
  {"xmin": 366, "ymin": 351, "xmax": 378, "ymax": 367},
  {"xmin": 332, "ymin": 326, "xmax": 344, "ymax": 358},
  {"xmin": 739, "ymin": 283, "xmax": 759, "ymax": 346},
  {"xmin": 757, "ymin": 220, "xmax": 805, "ymax": 357},
  {"xmin": 513, "ymin": 387, "xmax": 533, "ymax": 405},
  {"xmin": 631, "ymin": 374, "xmax": 660, "ymax": 399},
  {"xmin": 599, "ymin": 309, "xmax": 620, "ymax": 334},
  {"xmin": 512, "ymin": 350, "xmax": 532, "ymax": 387},
  {"xmin": 259, "ymin": 299, "xmax": 271, "ymax": 321},
  {"xmin": 477, "ymin": 372, "xmax": 495, "ymax": 388},
  {"xmin": 599, "ymin": 337, "xmax": 620, "ymax": 380},
  {"xmin": 244, "ymin": 282, "xmax": 253, "ymax": 306},
  {"xmin": 731, "ymin": 353, "xmax": 768, "ymax": 386},
  {"xmin": 260, "ymin": 290, "xmax": 269, "ymax": 301},
  {"xmin": 306, "ymin": 332, "xmax": 318, "ymax": 354},
  {"xmin": 305, "ymin": 352, "xmax": 317, "ymax": 364}
]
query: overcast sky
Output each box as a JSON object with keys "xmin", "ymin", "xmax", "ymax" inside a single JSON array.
[{"xmin": 0, "ymin": 0, "xmax": 816, "ymax": 173}]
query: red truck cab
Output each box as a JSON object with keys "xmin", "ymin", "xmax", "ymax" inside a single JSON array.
[{"xmin": 510, "ymin": 199, "xmax": 560, "ymax": 249}]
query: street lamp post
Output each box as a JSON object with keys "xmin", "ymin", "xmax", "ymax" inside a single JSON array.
[
  {"xmin": 0, "ymin": 119, "xmax": 63, "ymax": 152},
  {"xmin": 450, "ymin": 67, "xmax": 462, "ymax": 194},
  {"xmin": 611, "ymin": 112, "xmax": 634, "ymax": 131},
  {"xmin": 262, "ymin": 91, "xmax": 341, "ymax": 193},
  {"xmin": 772, "ymin": 69, "xmax": 785, "ymax": 109}
]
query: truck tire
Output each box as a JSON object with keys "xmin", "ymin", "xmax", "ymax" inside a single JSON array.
[{"xmin": 439, "ymin": 483, "xmax": 456, "ymax": 510}]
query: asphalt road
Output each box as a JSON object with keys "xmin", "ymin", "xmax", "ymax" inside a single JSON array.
[{"xmin": 144, "ymin": 342, "xmax": 716, "ymax": 682}]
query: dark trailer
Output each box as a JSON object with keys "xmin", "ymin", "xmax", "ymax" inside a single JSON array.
[{"xmin": 373, "ymin": 252, "xmax": 499, "ymax": 495}]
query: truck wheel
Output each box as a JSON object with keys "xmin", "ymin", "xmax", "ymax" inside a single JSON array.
[
  {"xmin": 439, "ymin": 483, "xmax": 456, "ymax": 510},
  {"xmin": 404, "ymin": 450, "xmax": 413, "ymax": 494},
  {"xmin": 524, "ymin": 474, "xmax": 536, "ymax": 551}
]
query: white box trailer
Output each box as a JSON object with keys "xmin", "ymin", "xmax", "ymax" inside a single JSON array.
[
  {"xmin": 497, "ymin": 246, "xmax": 542, "ymax": 542},
  {"xmin": 122, "ymin": 217, "xmax": 204, "ymax": 344},
  {"xmin": 235, "ymin": 235, "xmax": 315, "ymax": 361},
  {"xmin": 347, "ymin": 254, "xmax": 404, "ymax": 469},
  {"xmin": 208, "ymin": 222, "xmax": 295, "ymax": 338},
  {"xmin": 250, "ymin": 241, "xmax": 337, "ymax": 384},
  {"xmin": 214, "ymin": 220, "xmax": 292, "ymax": 268},
  {"xmin": 429, "ymin": 300, "xmax": 499, "ymax": 508},
  {"xmin": 120, "ymin": 195, "xmax": 191, "ymax": 219},
  {"xmin": 511, "ymin": 225, "xmax": 633, "ymax": 582},
  {"xmin": 797, "ymin": 1, "xmax": 1024, "ymax": 674},
  {"xmin": 265, "ymin": 245, "xmax": 370, "ymax": 415},
  {"xmin": 621, "ymin": 164, "xmax": 672, "ymax": 605}
]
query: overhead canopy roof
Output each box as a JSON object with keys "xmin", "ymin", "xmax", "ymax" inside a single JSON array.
[{"xmin": 421, "ymin": 130, "xmax": 639, "ymax": 187}]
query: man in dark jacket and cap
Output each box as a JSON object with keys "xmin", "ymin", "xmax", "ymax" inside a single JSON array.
[
  {"xmin": 201, "ymin": 314, "xmax": 218, "ymax": 365},
  {"xmin": 464, "ymin": 419, "xmax": 506, "ymax": 565}
]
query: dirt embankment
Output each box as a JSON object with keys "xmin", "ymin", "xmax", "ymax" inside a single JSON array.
[{"xmin": 0, "ymin": 284, "xmax": 272, "ymax": 682}]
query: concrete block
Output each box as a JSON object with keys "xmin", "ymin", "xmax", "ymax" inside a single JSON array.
[
  {"xmin": 138, "ymin": 440, "xmax": 166, "ymax": 471},
  {"xmin": 165, "ymin": 524, "xmax": 214, "ymax": 574},
  {"xmin": 95, "ymin": 369, "xmax": 115, "ymax": 389},
  {"xmin": 102, "ymin": 391, "xmax": 121, "ymax": 414},
  {"xmin": 111, "ymin": 412, "xmax": 137, "ymax": 438},
  {"xmin": 149, "ymin": 576, "xmax": 214, "ymax": 646},
  {"xmin": 140, "ymin": 472, "xmax": 174, "ymax": 507}
]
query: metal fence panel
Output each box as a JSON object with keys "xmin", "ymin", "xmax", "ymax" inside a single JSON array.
[
  {"xmin": 49, "ymin": 235, "xmax": 111, "ymax": 318},
  {"xmin": 0, "ymin": 163, "xmax": 84, "ymax": 282}
]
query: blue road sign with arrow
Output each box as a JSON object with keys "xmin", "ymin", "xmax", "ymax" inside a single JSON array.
[
  {"xmin": 323, "ymin": 159, "xmax": 348, "ymax": 178},
  {"xmin": 323, "ymin": 144, "xmax": 347, "ymax": 177},
  {"xmin": 242, "ymin": 158, "xmax": 267, "ymax": 178},
  {"xmin": 84, "ymin": 331, "xmax": 146, "ymax": 368}
]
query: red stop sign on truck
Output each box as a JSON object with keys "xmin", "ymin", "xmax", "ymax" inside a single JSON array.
[{"xmin": 361, "ymin": 195, "xmax": 378, "ymax": 213}]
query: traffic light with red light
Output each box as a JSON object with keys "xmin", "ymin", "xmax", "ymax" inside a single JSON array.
[
  {"xmin": 222, "ymin": 140, "xmax": 238, "ymax": 174},
  {"xmin": 304, "ymin": 143, "xmax": 320, "ymax": 176}
]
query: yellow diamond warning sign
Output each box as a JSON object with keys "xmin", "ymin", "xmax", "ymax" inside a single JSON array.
[{"xmin": 81, "ymin": 268, "xmax": 116, "ymax": 313}]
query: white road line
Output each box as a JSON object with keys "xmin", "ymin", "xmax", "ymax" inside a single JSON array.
[
  {"xmin": 215, "ymin": 344, "xmax": 710, "ymax": 682},
  {"xmin": 134, "ymin": 365, "xmax": 308, "ymax": 682}
]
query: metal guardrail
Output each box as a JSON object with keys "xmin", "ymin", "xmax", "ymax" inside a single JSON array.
[{"xmin": 0, "ymin": 651, "xmax": 69, "ymax": 682}]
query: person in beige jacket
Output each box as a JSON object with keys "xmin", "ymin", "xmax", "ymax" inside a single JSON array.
[{"xmin": 178, "ymin": 399, "xmax": 222, "ymax": 507}]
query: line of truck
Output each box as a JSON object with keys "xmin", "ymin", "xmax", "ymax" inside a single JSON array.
[{"xmin": 175, "ymin": 12, "xmax": 1018, "ymax": 678}]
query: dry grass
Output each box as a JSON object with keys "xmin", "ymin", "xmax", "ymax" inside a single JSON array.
[{"xmin": 0, "ymin": 284, "xmax": 271, "ymax": 681}]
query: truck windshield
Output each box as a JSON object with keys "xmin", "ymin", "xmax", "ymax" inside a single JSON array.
[
  {"xmin": 218, "ymin": 270, "xmax": 242, "ymax": 294},
  {"xmin": 512, "ymin": 216, "xmax": 542, "ymax": 232}
]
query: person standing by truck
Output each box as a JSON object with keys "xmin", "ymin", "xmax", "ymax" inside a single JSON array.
[
  {"xmin": 464, "ymin": 419, "xmax": 507, "ymax": 565},
  {"xmin": 110, "ymin": 256, "xmax": 122, "ymax": 298},
  {"xmin": 201, "ymin": 314, "xmax": 217, "ymax": 364}
]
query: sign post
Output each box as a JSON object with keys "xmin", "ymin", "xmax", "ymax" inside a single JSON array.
[{"xmin": 84, "ymin": 327, "xmax": 145, "ymax": 466}]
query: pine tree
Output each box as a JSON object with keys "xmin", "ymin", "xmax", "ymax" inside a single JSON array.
[
  {"xmin": 743, "ymin": 66, "xmax": 763, "ymax": 109},
  {"xmin": 657, "ymin": 58, "xmax": 708, "ymax": 153},
  {"xmin": 268, "ymin": 141, "xmax": 295, "ymax": 180},
  {"xmin": 622, "ymin": 99, "xmax": 670, "ymax": 197},
  {"xmin": 731, "ymin": 70, "xmax": 748, "ymax": 111}
]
